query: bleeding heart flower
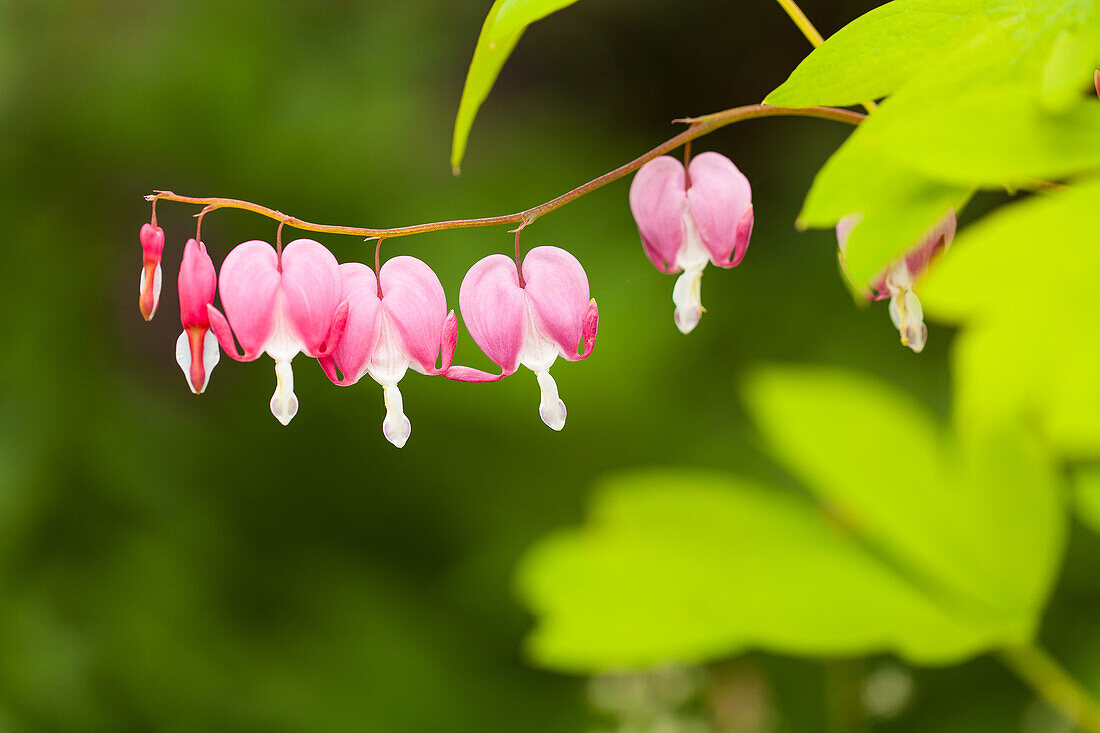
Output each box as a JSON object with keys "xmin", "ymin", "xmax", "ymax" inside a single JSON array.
[
  {"xmin": 629, "ymin": 152, "xmax": 753, "ymax": 334},
  {"xmin": 207, "ymin": 238, "xmax": 348, "ymax": 425},
  {"xmin": 318, "ymin": 257, "xmax": 457, "ymax": 448},
  {"xmin": 138, "ymin": 223, "xmax": 165, "ymax": 321},
  {"xmin": 837, "ymin": 210, "xmax": 956, "ymax": 353},
  {"xmin": 447, "ymin": 246, "xmax": 598, "ymax": 431},
  {"xmin": 175, "ymin": 238, "xmax": 220, "ymax": 394}
]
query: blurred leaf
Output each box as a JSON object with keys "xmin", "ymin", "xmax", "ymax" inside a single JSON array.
[
  {"xmin": 451, "ymin": 0, "xmax": 581, "ymax": 172},
  {"xmin": 774, "ymin": 0, "xmax": 1100, "ymax": 281},
  {"xmin": 921, "ymin": 178, "xmax": 1100, "ymax": 457},
  {"xmin": 518, "ymin": 368, "xmax": 1065, "ymax": 673},
  {"xmin": 797, "ymin": 136, "xmax": 971, "ymax": 287},
  {"xmin": 1040, "ymin": 29, "xmax": 1095, "ymax": 113},
  {"xmin": 519, "ymin": 470, "xmax": 1003, "ymax": 673},
  {"xmin": 1075, "ymin": 466, "xmax": 1100, "ymax": 534},
  {"xmin": 860, "ymin": 83, "xmax": 1100, "ymax": 185},
  {"xmin": 744, "ymin": 367, "xmax": 1063, "ymax": 624},
  {"xmin": 766, "ymin": 0, "xmax": 1099, "ymax": 109}
]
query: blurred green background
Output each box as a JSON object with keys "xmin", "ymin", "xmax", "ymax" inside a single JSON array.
[{"xmin": 2, "ymin": 0, "xmax": 1098, "ymax": 730}]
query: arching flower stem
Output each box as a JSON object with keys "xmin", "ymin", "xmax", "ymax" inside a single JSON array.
[{"xmin": 147, "ymin": 104, "xmax": 866, "ymax": 243}]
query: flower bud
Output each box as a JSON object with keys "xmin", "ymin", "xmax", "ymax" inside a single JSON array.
[
  {"xmin": 138, "ymin": 223, "xmax": 165, "ymax": 321},
  {"xmin": 175, "ymin": 238, "xmax": 220, "ymax": 394}
]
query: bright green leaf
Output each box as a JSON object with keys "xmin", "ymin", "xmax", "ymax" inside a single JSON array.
[
  {"xmin": 488, "ymin": 0, "xmax": 582, "ymax": 44},
  {"xmin": 451, "ymin": 0, "xmax": 582, "ymax": 172},
  {"xmin": 1040, "ymin": 29, "xmax": 1094, "ymax": 113},
  {"xmin": 766, "ymin": 0, "xmax": 1097, "ymax": 109},
  {"xmin": 862, "ymin": 83, "xmax": 1100, "ymax": 185},
  {"xmin": 765, "ymin": 0, "xmax": 1017, "ymax": 108},
  {"xmin": 921, "ymin": 179, "xmax": 1100, "ymax": 457},
  {"xmin": 518, "ymin": 470, "xmax": 1004, "ymax": 673},
  {"xmin": 743, "ymin": 366, "xmax": 1063, "ymax": 622},
  {"xmin": 798, "ymin": 135, "xmax": 971, "ymax": 286},
  {"xmin": 518, "ymin": 369, "xmax": 1065, "ymax": 673},
  {"xmin": 451, "ymin": 1, "xmax": 524, "ymax": 173}
]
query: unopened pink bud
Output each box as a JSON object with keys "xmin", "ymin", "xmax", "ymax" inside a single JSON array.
[
  {"xmin": 1095, "ymin": 69, "xmax": 1099, "ymax": 100},
  {"xmin": 138, "ymin": 223, "xmax": 165, "ymax": 321},
  {"xmin": 174, "ymin": 238, "xmax": 219, "ymax": 394}
]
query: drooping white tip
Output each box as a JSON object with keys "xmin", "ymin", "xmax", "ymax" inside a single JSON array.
[
  {"xmin": 382, "ymin": 384, "xmax": 411, "ymax": 448},
  {"xmin": 535, "ymin": 370, "xmax": 567, "ymax": 431},
  {"xmin": 270, "ymin": 360, "xmax": 299, "ymax": 425},
  {"xmin": 672, "ymin": 267, "xmax": 704, "ymax": 335},
  {"xmin": 175, "ymin": 329, "xmax": 221, "ymax": 394},
  {"xmin": 889, "ymin": 289, "xmax": 927, "ymax": 354}
]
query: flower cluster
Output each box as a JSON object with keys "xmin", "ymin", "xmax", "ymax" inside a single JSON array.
[
  {"xmin": 140, "ymin": 221, "xmax": 598, "ymax": 447},
  {"xmin": 140, "ymin": 146, "xmax": 954, "ymax": 440}
]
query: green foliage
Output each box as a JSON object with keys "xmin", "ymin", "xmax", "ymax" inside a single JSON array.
[
  {"xmin": 451, "ymin": 0, "xmax": 581, "ymax": 171},
  {"xmin": 488, "ymin": 0, "xmax": 581, "ymax": 43},
  {"xmin": 767, "ymin": 0, "xmax": 1100, "ymax": 287},
  {"xmin": 797, "ymin": 137, "xmax": 972, "ymax": 286},
  {"xmin": 517, "ymin": 368, "xmax": 1065, "ymax": 673},
  {"xmin": 920, "ymin": 178, "xmax": 1100, "ymax": 459},
  {"xmin": 1075, "ymin": 466, "xmax": 1100, "ymax": 535},
  {"xmin": 766, "ymin": 0, "xmax": 1099, "ymax": 108}
]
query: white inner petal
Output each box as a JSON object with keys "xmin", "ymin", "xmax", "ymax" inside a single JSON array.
[
  {"xmin": 200, "ymin": 328, "xmax": 220, "ymax": 392},
  {"xmin": 888, "ymin": 286, "xmax": 927, "ymax": 354},
  {"xmin": 367, "ymin": 311, "xmax": 411, "ymax": 386},
  {"xmin": 671, "ymin": 204, "xmax": 709, "ymax": 334},
  {"xmin": 517, "ymin": 298, "xmax": 560, "ymax": 373},
  {"xmin": 152, "ymin": 262, "xmax": 163, "ymax": 312},
  {"xmin": 264, "ymin": 294, "xmax": 305, "ymax": 364},
  {"xmin": 270, "ymin": 359, "xmax": 299, "ymax": 426},
  {"xmin": 535, "ymin": 370, "xmax": 567, "ymax": 431},
  {"xmin": 381, "ymin": 384, "xmax": 412, "ymax": 448},
  {"xmin": 174, "ymin": 329, "xmax": 220, "ymax": 394},
  {"xmin": 516, "ymin": 298, "xmax": 571, "ymax": 430},
  {"xmin": 175, "ymin": 331, "xmax": 193, "ymax": 391}
]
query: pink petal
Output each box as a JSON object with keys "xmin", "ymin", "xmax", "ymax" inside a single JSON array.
[
  {"xmin": 379, "ymin": 256, "xmax": 448, "ymax": 373},
  {"xmin": 629, "ymin": 156, "xmax": 687, "ymax": 273},
  {"xmin": 458, "ymin": 254, "xmax": 526, "ymax": 374},
  {"xmin": 686, "ymin": 152, "xmax": 752, "ymax": 267},
  {"xmin": 522, "ymin": 246, "xmax": 590, "ymax": 357},
  {"xmin": 280, "ymin": 239, "xmax": 343, "ymax": 356},
  {"xmin": 904, "ymin": 209, "xmax": 957, "ymax": 279},
  {"xmin": 140, "ymin": 223, "xmax": 165, "ymax": 261},
  {"xmin": 836, "ymin": 215, "xmax": 887, "ymax": 301},
  {"xmin": 563, "ymin": 298, "xmax": 599, "ymax": 362},
  {"xmin": 178, "ymin": 238, "xmax": 217, "ymax": 330},
  {"xmin": 328, "ymin": 262, "xmax": 382, "ymax": 385},
  {"xmin": 217, "ymin": 240, "xmax": 281, "ymax": 358}
]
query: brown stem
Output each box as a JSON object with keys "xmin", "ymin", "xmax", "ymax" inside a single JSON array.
[
  {"xmin": 375, "ymin": 238, "xmax": 384, "ymax": 298},
  {"xmin": 146, "ymin": 104, "xmax": 865, "ymax": 243},
  {"xmin": 513, "ymin": 226, "xmax": 526, "ymax": 287}
]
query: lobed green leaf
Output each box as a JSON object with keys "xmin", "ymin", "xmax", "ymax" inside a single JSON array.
[
  {"xmin": 518, "ymin": 368, "xmax": 1065, "ymax": 673},
  {"xmin": 921, "ymin": 178, "xmax": 1100, "ymax": 457}
]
